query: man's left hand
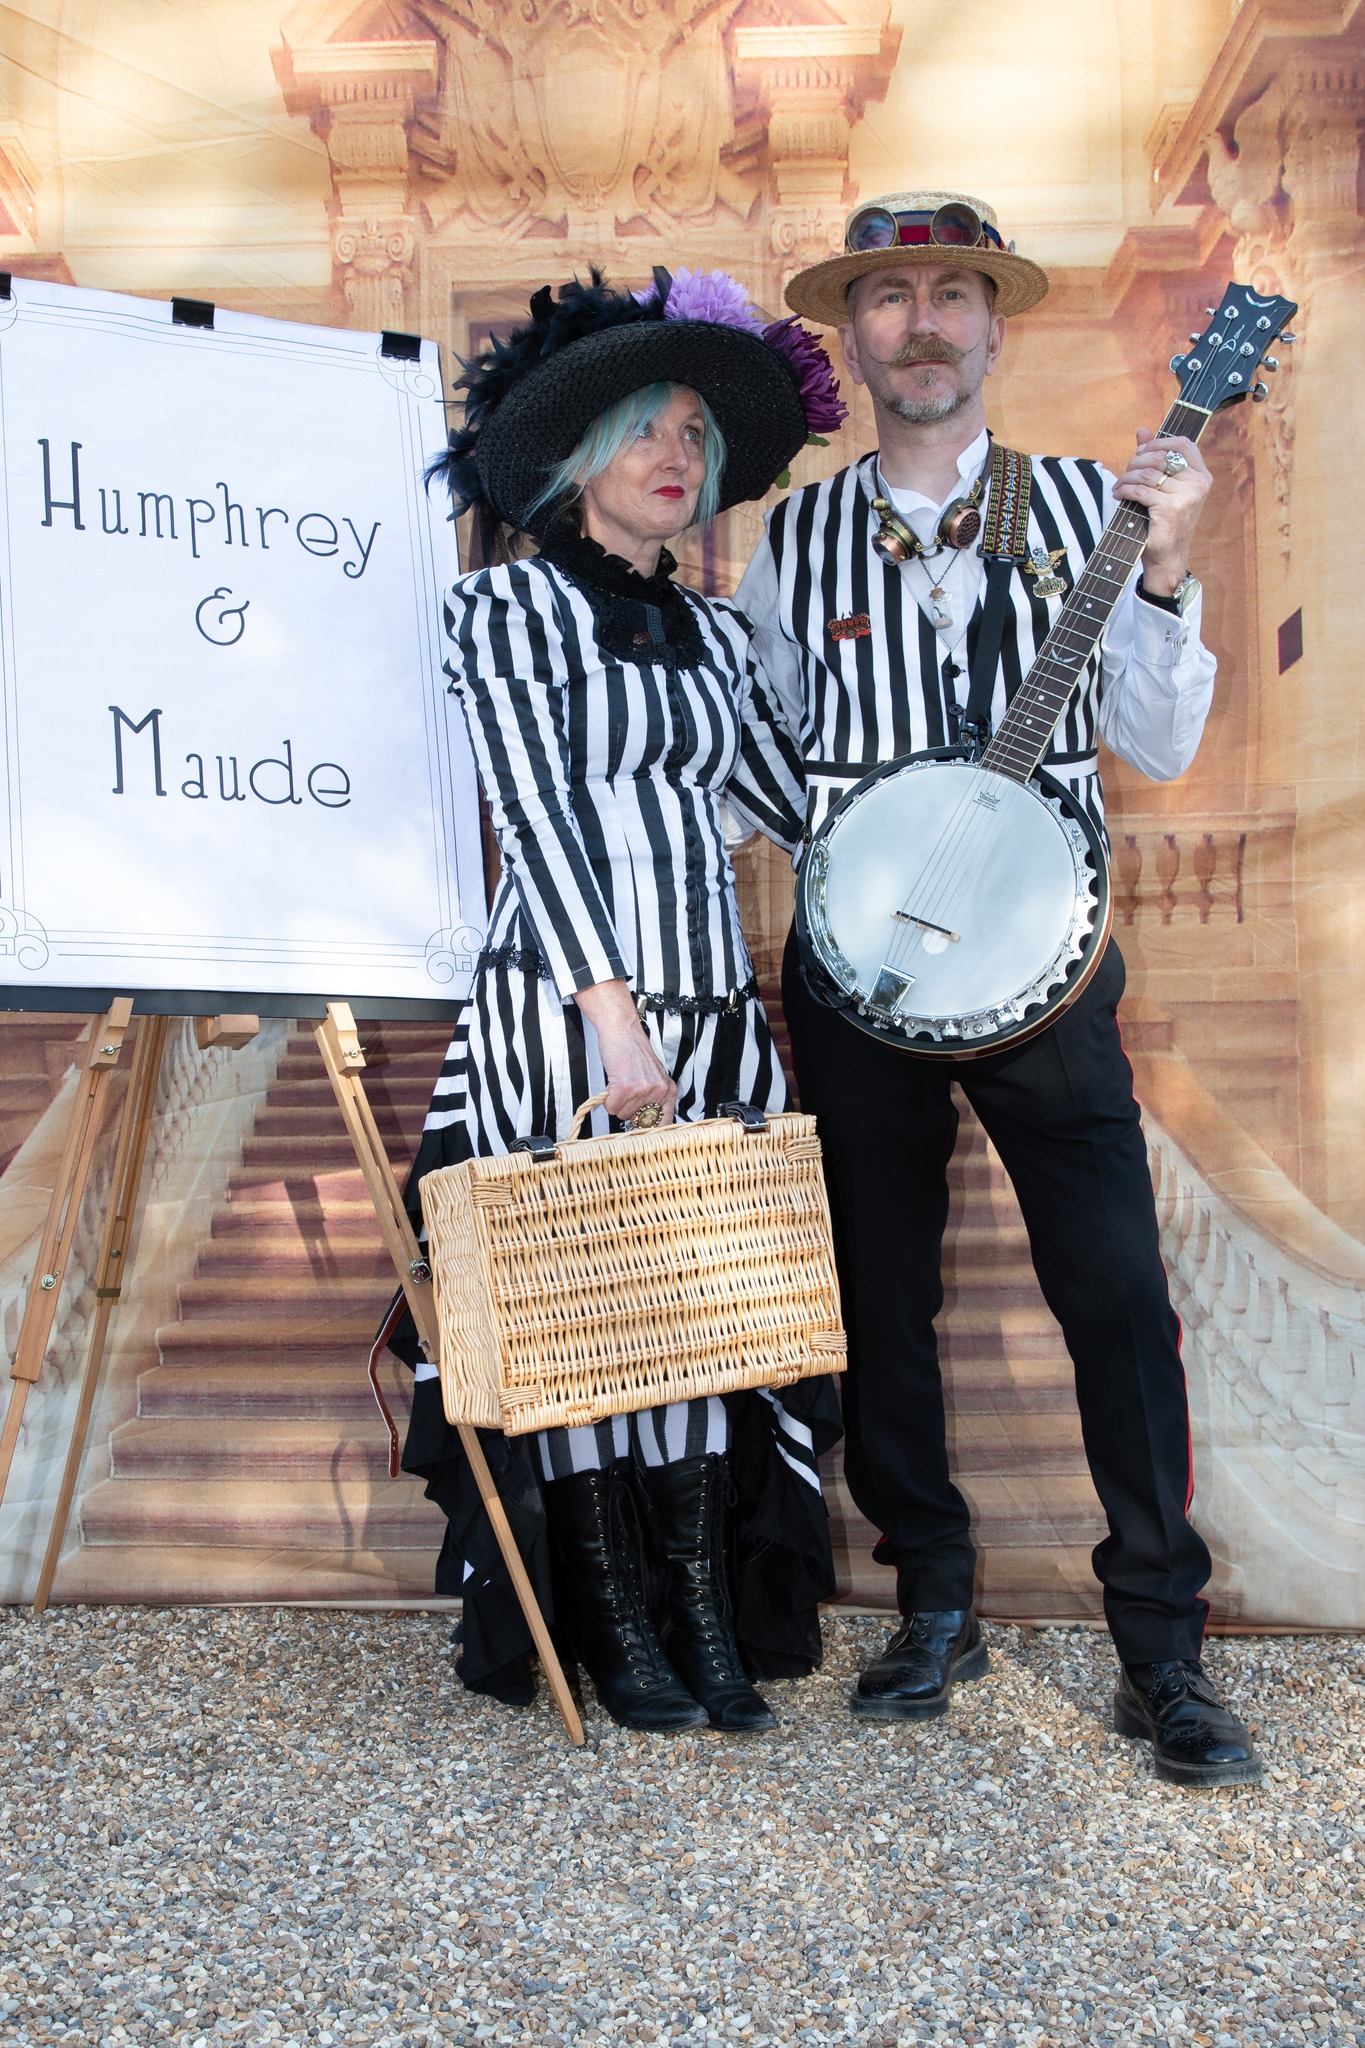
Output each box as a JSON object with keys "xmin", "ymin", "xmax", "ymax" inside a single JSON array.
[{"xmin": 1113, "ymin": 428, "xmax": 1211, "ymax": 596}]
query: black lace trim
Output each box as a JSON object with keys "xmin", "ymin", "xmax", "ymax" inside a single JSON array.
[
  {"xmin": 478, "ymin": 943, "xmax": 552, "ymax": 978},
  {"xmin": 476, "ymin": 947, "xmax": 759, "ymax": 1017},
  {"xmin": 636, "ymin": 977, "xmax": 759, "ymax": 1017},
  {"xmin": 536, "ymin": 524, "xmax": 708, "ymax": 672}
]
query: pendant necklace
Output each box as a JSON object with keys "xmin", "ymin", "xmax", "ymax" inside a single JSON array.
[{"xmin": 910, "ymin": 545, "xmax": 961, "ymax": 636}]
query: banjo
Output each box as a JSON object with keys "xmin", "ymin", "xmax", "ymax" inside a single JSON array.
[{"xmin": 795, "ymin": 282, "xmax": 1297, "ymax": 1059}]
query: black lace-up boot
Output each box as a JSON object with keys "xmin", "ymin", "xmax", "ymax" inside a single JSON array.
[
  {"xmin": 638, "ymin": 1454, "xmax": 775, "ymax": 1732},
  {"xmin": 543, "ymin": 1464, "xmax": 707, "ymax": 1732},
  {"xmin": 1115, "ymin": 1660, "xmax": 1262, "ymax": 1786}
]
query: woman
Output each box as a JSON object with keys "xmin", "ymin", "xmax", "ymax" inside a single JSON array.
[{"xmin": 399, "ymin": 267, "xmax": 848, "ymax": 1733}]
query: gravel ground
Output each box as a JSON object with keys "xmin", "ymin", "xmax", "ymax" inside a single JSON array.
[{"xmin": 0, "ymin": 1609, "xmax": 1361, "ymax": 2048}]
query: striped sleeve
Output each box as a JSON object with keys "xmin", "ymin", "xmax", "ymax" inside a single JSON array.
[
  {"xmin": 444, "ymin": 567, "xmax": 629, "ymax": 1001},
  {"xmin": 722, "ymin": 613, "xmax": 807, "ymax": 855}
]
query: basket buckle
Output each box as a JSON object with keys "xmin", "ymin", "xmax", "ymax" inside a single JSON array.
[
  {"xmin": 719, "ymin": 1102, "xmax": 768, "ymax": 1132},
  {"xmin": 510, "ymin": 1133, "xmax": 559, "ymax": 1162}
]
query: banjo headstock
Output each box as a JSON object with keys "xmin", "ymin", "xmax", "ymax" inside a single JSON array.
[{"xmin": 1169, "ymin": 282, "xmax": 1297, "ymax": 415}]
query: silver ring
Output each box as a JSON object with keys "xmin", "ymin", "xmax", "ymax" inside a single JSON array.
[{"xmin": 1162, "ymin": 449, "xmax": 1189, "ymax": 477}]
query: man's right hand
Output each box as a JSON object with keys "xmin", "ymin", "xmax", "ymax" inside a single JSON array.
[{"xmin": 573, "ymin": 978, "xmax": 677, "ymax": 1126}]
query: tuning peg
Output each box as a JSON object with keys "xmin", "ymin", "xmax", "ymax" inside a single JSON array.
[
  {"xmin": 1252, "ymin": 382, "xmax": 1269, "ymax": 402},
  {"xmin": 1205, "ymin": 306, "xmax": 1217, "ymax": 316},
  {"xmin": 1281, "ymin": 332, "xmax": 1296, "ymax": 344},
  {"xmin": 1189, "ymin": 332, "xmax": 1202, "ymax": 344},
  {"xmin": 1264, "ymin": 356, "xmax": 1279, "ymax": 371},
  {"xmin": 1170, "ymin": 353, "xmax": 1188, "ymax": 372}
]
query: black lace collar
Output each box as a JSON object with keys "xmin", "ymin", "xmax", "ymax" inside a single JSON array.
[{"xmin": 536, "ymin": 525, "xmax": 706, "ymax": 671}]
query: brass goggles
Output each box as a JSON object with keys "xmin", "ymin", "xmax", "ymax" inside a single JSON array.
[{"xmin": 845, "ymin": 201, "xmax": 1005, "ymax": 256}]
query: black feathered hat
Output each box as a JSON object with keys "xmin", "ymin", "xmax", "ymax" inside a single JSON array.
[{"xmin": 432, "ymin": 266, "xmax": 846, "ymax": 545}]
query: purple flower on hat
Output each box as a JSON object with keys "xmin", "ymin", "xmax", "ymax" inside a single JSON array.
[
  {"xmin": 761, "ymin": 316, "xmax": 848, "ymax": 436},
  {"xmin": 660, "ymin": 267, "xmax": 768, "ymax": 335}
]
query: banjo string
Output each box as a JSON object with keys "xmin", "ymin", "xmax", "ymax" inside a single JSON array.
[
  {"xmin": 879, "ymin": 567, "xmax": 1122, "ymax": 976},
  {"xmin": 878, "ymin": 492, "xmax": 1153, "ymax": 981}
]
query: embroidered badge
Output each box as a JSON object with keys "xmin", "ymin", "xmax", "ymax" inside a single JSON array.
[{"xmin": 828, "ymin": 613, "xmax": 872, "ymax": 640}]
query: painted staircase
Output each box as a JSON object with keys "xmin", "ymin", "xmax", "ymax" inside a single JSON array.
[
  {"xmin": 57, "ymin": 1021, "xmax": 455, "ymax": 1604},
  {"xmin": 54, "ymin": 1008, "xmax": 1104, "ymax": 1618}
]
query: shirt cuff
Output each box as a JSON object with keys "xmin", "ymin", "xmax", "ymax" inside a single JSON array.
[{"xmin": 1132, "ymin": 584, "xmax": 1204, "ymax": 669}]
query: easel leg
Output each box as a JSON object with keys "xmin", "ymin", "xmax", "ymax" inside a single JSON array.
[
  {"xmin": 0, "ymin": 1000, "xmax": 134, "ymax": 1512},
  {"xmin": 315, "ymin": 1003, "xmax": 584, "ymax": 1746},
  {"xmin": 32, "ymin": 1014, "xmax": 169, "ymax": 1612}
]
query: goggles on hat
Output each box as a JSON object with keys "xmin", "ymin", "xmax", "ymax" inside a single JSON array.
[{"xmin": 845, "ymin": 201, "xmax": 1006, "ymax": 257}]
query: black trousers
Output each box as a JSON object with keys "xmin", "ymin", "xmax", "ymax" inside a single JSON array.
[{"xmin": 782, "ymin": 928, "xmax": 1211, "ymax": 1665}]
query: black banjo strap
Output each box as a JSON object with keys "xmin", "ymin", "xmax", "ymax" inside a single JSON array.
[{"xmin": 958, "ymin": 443, "xmax": 1033, "ymax": 756}]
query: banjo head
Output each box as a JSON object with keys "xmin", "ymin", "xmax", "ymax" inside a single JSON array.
[{"xmin": 797, "ymin": 755, "xmax": 1111, "ymax": 1057}]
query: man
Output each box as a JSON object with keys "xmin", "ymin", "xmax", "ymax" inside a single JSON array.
[{"xmin": 736, "ymin": 188, "xmax": 1261, "ymax": 1788}]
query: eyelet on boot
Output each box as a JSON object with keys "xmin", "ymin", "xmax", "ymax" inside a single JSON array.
[
  {"xmin": 542, "ymin": 1463, "xmax": 706, "ymax": 1732},
  {"xmin": 638, "ymin": 1454, "xmax": 775, "ymax": 1732}
]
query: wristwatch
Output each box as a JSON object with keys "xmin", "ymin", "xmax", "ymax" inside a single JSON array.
[{"xmin": 1137, "ymin": 573, "xmax": 1200, "ymax": 616}]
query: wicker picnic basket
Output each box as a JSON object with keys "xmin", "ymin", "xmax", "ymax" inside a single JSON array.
[{"xmin": 420, "ymin": 1094, "xmax": 846, "ymax": 1435}]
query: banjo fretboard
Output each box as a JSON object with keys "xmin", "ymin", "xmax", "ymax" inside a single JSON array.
[{"xmin": 980, "ymin": 398, "xmax": 1211, "ymax": 785}]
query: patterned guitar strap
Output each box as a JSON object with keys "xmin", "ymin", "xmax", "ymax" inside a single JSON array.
[{"xmin": 958, "ymin": 442, "xmax": 1033, "ymax": 755}]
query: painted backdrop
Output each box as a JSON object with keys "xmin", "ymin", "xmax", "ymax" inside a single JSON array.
[{"xmin": 0, "ymin": 0, "xmax": 1360, "ymax": 1628}]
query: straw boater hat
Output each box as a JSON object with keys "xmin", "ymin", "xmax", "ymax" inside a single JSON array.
[
  {"xmin": 434, "ymin": 266, "xmax": 847, "ymax": 544},
  {"xmin": 784, "ymin": 189, "xmax": 1050, "ymax": 327}
]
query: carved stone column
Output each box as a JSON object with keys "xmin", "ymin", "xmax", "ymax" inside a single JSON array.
[
  {"xmin": 732, "ymin": 20, "xmax": 900, "ymax": 307},
  {"xmin": 331, "ymin": 216, "xmax": 417, "ymax": 330},
  {"xmin": 1205, "ymin": 84, "xmax": 1296, "ymax": 559},
  {"xmin": 274, "ymin": 37, "xmax": 439, "ymax": 330},
  {"xmin": 1207, "ymin": 64, "xmax": 1365, "ymax": 1229}
]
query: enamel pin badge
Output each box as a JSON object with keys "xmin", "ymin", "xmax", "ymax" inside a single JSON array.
[{"xmin": 1024, "ymin": 546, "xmax": 1068, "ymax": 599}]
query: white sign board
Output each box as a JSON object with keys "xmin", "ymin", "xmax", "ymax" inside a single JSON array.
[{"xmin": 0, "ymin": 279, "xmax": 484, "ymax": 1012}]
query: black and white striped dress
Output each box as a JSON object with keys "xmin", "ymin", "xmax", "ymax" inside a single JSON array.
[
  {"xmin": 446, "ymin": 552, "xmax": 801, "ymax": 1151},
  {"xmin": 397, "ymin": 540, "xmax": 843, "ymax": 1697}
]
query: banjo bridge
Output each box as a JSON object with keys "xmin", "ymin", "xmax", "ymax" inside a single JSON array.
[{"xmin": 865, "ymin": 964, "xmax": 917, "ymax": 1019}]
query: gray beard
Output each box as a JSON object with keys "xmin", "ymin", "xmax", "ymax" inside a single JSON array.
[{"xmin": 885, "ymin": 385, "xmax": 971, "ymax": 425}]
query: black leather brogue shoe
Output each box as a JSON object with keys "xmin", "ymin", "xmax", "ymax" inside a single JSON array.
[
  {"xmin": 852, "ymin": 1608, "xmax": 988, "ymax": 1721},
  {"xmin": 1115, "ymin": 1660, "xmax": 1262, "ymax": 1787}
]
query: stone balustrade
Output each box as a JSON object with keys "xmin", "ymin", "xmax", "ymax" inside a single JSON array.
[
  {"xmin": 1138, "ymin": 1052, "xmax": 1365, "ymax": 1625},
  {"xmin": 1110, "ymin": 811, "xmax": 1296, "ymax": 929},
  {"xmin": 0, "ymin": 1016, "xmax": 288, "ymax": 1601}
]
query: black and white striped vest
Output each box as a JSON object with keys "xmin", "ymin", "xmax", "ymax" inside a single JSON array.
[{"xmin": 764, "ymin": 451, "xmax": 1112, "ymax": 843}]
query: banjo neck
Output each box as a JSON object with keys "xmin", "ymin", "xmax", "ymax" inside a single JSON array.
[{"xmin": 979, "ymin": 398, "xmax": 1211, "ymax": 785}]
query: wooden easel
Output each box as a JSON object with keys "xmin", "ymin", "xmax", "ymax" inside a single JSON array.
[
  {"xmin": 314, "ymin": 1002, "xmax": 582, "ymax": 1743},
  {"xmin": 0, "ymin": 997, "xmax": 583, "ymax": 1745}
]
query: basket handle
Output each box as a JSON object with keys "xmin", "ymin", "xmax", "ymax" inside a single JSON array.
[{"xmin": 566, "ymin": 1090, "xmax": 610, "ymax": 1141}]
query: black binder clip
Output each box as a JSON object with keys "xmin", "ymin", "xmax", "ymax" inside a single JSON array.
[
  {"xmin": 381, "ymin": 331, "xmax": 422, "ymax": 362},
  {"xmin": 172, "ymin": 297, "xmax": 215, "ymax": 330}
]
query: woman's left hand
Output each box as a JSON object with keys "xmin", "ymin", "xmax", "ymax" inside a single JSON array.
[
  {"xmin": 1114, "ymin": 428, "xmax": 1211, "ymax": 596},
  {"xmin": 573, "ymin": 978, "xmax": 678, "ymax": 1127}
]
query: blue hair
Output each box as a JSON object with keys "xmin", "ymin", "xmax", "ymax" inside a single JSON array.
[{"xmin": 526, "ymin": 381, "xmax": 727, "ymax": 529}]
